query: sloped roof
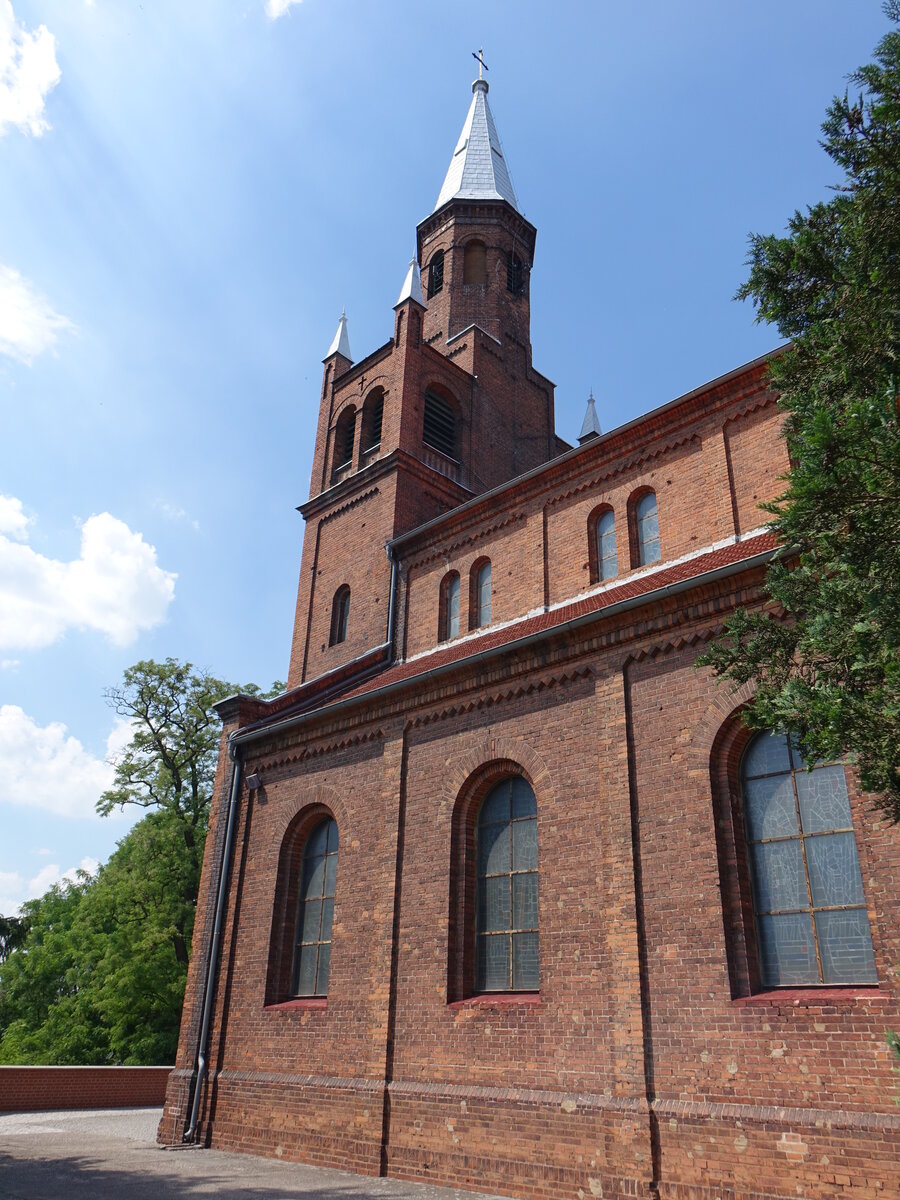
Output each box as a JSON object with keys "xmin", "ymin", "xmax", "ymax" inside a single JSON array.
[
  {"xmin": 434, "ymin": 79, "xmax": 519, "ymax": 213},
  {"xmin": 342, "ymin": 531, "xmax": 778, "ymax": 702}
]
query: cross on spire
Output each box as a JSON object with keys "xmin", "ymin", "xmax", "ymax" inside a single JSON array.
[{"xmin": 472, "ymin": 48, "xmax": 488, "ymax": 79}]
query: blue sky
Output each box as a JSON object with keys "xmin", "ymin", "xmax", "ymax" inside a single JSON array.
[{"xmin": 0, "ymin": 0, "xmax": 889, "ymax": 912}]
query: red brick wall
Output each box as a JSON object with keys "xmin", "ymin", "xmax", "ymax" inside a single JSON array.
[
  {"xmin": 163, "ymin": 342, "xmax": 900, "ymax": 1199},
  {"xmin": 0, "ymin": 1066, "xmax": 171, "ymax": 1112}
]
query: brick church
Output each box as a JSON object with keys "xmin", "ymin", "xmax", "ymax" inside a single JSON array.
[{"xmin": 160, "ymin": 70, "xmax": 900, "ymax": 1199}]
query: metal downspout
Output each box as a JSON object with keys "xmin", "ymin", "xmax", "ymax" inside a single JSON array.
[
  {"xmin": 183, "ymin": 745, "xmax": 243, "ymax": 1143},
  {"xmin": 183, "ymin": 546, "xmax": 398, "ymax": 1144}
]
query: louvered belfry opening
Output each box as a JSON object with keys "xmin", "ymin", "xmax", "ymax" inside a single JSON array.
[
  {"xmin": 362, "ymin": 389, "xmax": 384, "ymax": 452},
  {"xmin": 423, "ymin": 389, "xmax": 457, "ymax": 459}
]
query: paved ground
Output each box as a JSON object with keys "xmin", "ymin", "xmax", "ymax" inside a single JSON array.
[{"xmin": 0, "ymin": 1109, "xmax": 510, "ymax": 1200}]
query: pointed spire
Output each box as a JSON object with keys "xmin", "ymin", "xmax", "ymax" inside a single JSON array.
[
  {"xmin": 325, "ymin": 309, "xmax": 352, "ymax": 361},
  {"xmin": 434, "ymin": 74, "xmax": 519, "ymax": 213},
  {"xmin": 578, "ymin": 390, "xmax": 602, "ymax": 444},
  {"xmin": 395, "ymin": 257, "xmax": 424, "ymax": 307}
]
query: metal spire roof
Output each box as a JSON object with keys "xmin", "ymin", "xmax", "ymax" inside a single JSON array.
[
  {"xmin": 325, "ymin": 309, "xmax": 352, "ymax": 360},
  {"xmin": 578, "ymin": 391, "xmax": 602, "ymax": 444},
  {"xmin": 433, "ymin": 78, "xmax": 519, "ymax": 213},
  {"xmin": 395, "ymin": 257, "xmax": 424, "ymax": 306}
]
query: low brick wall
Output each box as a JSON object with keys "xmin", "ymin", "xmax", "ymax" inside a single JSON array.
[{"xmin": 0, "ymin": 1066, "xmax": 172, "ymax": 1112}]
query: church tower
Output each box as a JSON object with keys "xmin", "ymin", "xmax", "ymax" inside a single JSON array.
[{"xmin": 287, "ymin": 70, "xmax": 560, "ymax": 688}]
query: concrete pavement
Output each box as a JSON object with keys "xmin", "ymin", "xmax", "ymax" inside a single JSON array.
[{"xmin": 0, "ymin": 1109, "xmax": 514, "ymax": 1200}]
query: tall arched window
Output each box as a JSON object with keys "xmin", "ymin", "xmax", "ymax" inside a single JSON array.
[
  {"xmin": 423, "ymin": 389, "xmax": 457, "ymax": 459},
  {"xmin": 632, "ymin": 489, "xmax": 660, "ymax": 566},
  {"xmin": 332, "ymin": 406, "xmax": 356, "ymax": 474},
  {"xmin": 590, "ymin": 506, "xmax": 617, "ymax": 582},
  {"xmin": 361, "ymin": 388, "xmax": 384, "ymax": 453},
  {"xmin": 470, "ymin": 558, "xmax": 491, "ymax": 628},
  {"xmin": 291, "ymin": 817, "xmax": 339, "ymax": 997},
  {"xmin": 463, "ymin": 240, "xmax": 487, "ymax": 285},
  {"xmin": 330, "ymin": 585, "xmax": 350, "ymax": 646},
  {"xmin": 440, "ymin": 571, "xmax": 460, "ymax": 641},
  {"xmin": 427, "ymin": 250, "xmax": 444, "ymax": 298},
  {"xmin": 741, "ymin": 731, "xmax": 877, "ymax": 987},
  {"xmin": 475, "ymin": 777, "xmax": 539, "ymax": 992}
]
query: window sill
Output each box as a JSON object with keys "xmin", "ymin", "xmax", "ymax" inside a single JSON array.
[
  {"xmin": 732, "ymin": 986, "xmax": 884, "ymax": 1007},
  {"xmin": 264, "ymin": 997, "xmax": 328, "ymax": 1012},
  {"xmin": 449, "ymin": 993, "xmax": 541, "ymax": 1010}
]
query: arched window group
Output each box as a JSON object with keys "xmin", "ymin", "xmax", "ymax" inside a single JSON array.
[
  {"xmin": 588, "ymin": 489, "xmax": 662, "ymax": 581},
  {"xmin": 271, "ymin": 726, "xmax": 877, "ymax": 1006},
  {"xmin": 438, "ymin": 559, "xmax": 492, "ymax": 641}
]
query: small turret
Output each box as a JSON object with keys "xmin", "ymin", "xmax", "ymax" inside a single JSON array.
[
  {"xmin": 578, "ymin": 391, "xmax": 602, "ymax": 444},
  {"xmin": 395, "ymin": 258, "xmax": 424, "ymax": 308},
  {"xmin": 325, "ymin": 309, "xmax": 352, "ymax": 362}
]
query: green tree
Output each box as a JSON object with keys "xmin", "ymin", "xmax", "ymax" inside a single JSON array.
[
  {"xmin": 0, "ymin": 658, "xmax": 282, "ymax": 1064},
  {"xmin": 0, "ymin": 915, "xmax": 28, "ymax": 963},
  {"xmin": 700, "ymin": 4, "xmax": 900, "ymax": 819}
]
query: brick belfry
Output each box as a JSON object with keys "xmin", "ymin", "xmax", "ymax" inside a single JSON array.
[
  {"xmin": 160, "ymin": 64, "xmax": 900, "ymax": 1200},
  {"xmin": 288, "ymin": 68, "xmax": 560, "ymax": 686}
]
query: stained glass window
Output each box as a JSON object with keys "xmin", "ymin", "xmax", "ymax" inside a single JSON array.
[
  {"xmin": 635, "ymin": 491, "xmax": 660, "ymax": 565},
  {"xmin": 291, "ymin": 818, "xmax": 339, "ymax": 997},
  {"xmin": 475, "ymin": 777, "xmax": 539, "ymax": 992},
  {"xmin": 741, "ymin": 732, "xmax": 876, "ymax": 987},
  {"xmin": 474, "ymin": 560, "xmax": 491, "ymax": 627},
  {"xmin": 441, "ymin": 572, "xmax": 460, "ymax": 641},
  {"xmin": 595, "ymin": 509, "xmax": 617, "ymax": 581}
]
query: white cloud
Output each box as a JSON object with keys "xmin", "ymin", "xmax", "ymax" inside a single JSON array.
[
  {"xmin": 266, "ymin": 0, "xmax": 302, "ymax": 20},
  {"xmin": 0, "ymin": 498, "xmax": 176, "ymax": 652},
  {"xmin": 0, "ymin": 264, "xmax": 75, "ymax": 364},
  {"xmin": 0, "ymin": 857, "xmax": 99, "ymax": 915},
  {"xmin": 154, "ymin": 499, "xmax": 200, "ymax": 532},
  {"xmin": 0, "ymin": 494, "xmax": 31, "ymax": 540},
  {"xmin": 0, "ymin": 1, "xmax": 60, "ymax": 138},
  {"xmin": 0, "ymin": 706, "xmax": 130, "ymax": 818},
  {"xmin": 1, "ymin": 658, "xmax": 19, "ymax": 670}
]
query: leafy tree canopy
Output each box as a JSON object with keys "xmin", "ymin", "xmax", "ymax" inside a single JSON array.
[
  {"xmin": 0, "ymin": 658, "xmax": 282, "ymax": 1064},
  {"xmin": 700, "ymin": 4, "xmax": 900, "ymax": 819}
]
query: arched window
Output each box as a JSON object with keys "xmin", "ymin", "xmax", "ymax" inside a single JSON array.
[
  {"xmin": 463, "ymin": 240, "xmax": 487, "ymax": 285},
  {"xmin": 291, "ymin": 817, "xmax": 339, "ymax": 997},
  {"xmin": 427, "ymin": 250, "xmax": 444, "ymax": 298},
  {"xmin": 590, "ymin": 506, "xmax": 617, "ymax": 582},
  {"xmin": 631, "ymin": 489, "xmax": 660, "ymax": 567},
  {"xmin": 423, "ymin": 389, "xmax": 457, "ymax": 459},
  {"xmin": 741, "ymin": 731, "xmax": 876, "ymax": 987},
  {"xmin": 332, "ymin": 406, "xmax": 356, "ymax": 474},
  {"xmin": 330, "ymin": 585, "xmax": 350, "ymax": 646},
  {"xmin": 361, "ymin": 388, "xmax": 384, "ymax": 453},
  {"xmin": 475, "ymin": 777, "xmax": 539, "ymax": 992},
  {"xmin": 506, "ymin": 253, "xmax": 524, "ymax": 294},
  {"xmin": 440, "ymin": 571, "xmax": 460, "ymax": 642},
  {"xmin": 470, "ymin": 558, "xmax": 491, "ymax": 628}
]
